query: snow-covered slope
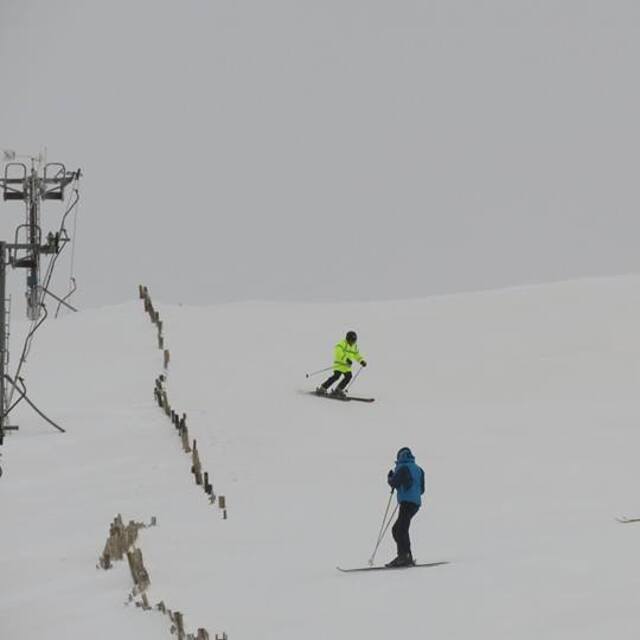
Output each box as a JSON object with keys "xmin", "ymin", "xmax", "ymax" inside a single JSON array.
[{"xmin": 3, "ymin": 276, "xmax": 640, "ymax": 639}]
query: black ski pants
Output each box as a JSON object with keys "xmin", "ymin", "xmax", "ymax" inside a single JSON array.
[
  {"xmin": 321, "ymin": 370, "xmax": 352, "ymax": 391},
  {"xmin": 392, "ymin": 501, "xmax": 420, "ymax": 556}
]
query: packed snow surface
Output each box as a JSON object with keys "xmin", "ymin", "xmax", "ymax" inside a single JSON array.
[{"xmin": 3, "ymin": 276, "xmax": 640, "ymax": 639}]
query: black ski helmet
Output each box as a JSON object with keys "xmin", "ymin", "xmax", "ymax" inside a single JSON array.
[{"xmin": 346, "ymin": 330, "xmax": 357, "ymax": 344}]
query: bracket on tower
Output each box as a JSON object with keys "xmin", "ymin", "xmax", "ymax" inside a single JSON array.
[{"xmin": 2, "ymin": 162, "xmax": 27, "ymax": 201}]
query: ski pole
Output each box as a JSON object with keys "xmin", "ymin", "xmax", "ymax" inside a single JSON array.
[
  {"xmin": 369, "ymin": 504, "xmax": 398, "ymax": 567},
  {"xmin": 345, "ymin": 365, "xmax": 365, "ymax": 392},
  {"xmin": 305, "ymin": 366, "xmax": 334, "ymax": 379},
  {"xmin": 368, "ymin": 489, "xmax": 397, "ymax": 566}
]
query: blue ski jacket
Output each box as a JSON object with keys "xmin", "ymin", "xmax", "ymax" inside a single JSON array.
[{"xmin": 387, "ymin": 447, "xmax": 425, "ymax": 507}]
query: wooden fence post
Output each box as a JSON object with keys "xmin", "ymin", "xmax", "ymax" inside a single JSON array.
[
  {"xmin": 203, "ymin": 472, "xmax": 212, "ymax": 495},
  {"xmin": 162, "ymin": 391, "xmax": 171, "ymax": 416},
  {"xmin": 175, "ymin": 611, "xmax": 185, "ymax": 640},
  {"xmin": 126, "ymin": 547, "xmax": 150, "ymax": 592},
  {"xmin": 181, "ymin": 425, "xmax": 191, "ymax": 453},
  {"xmin": 191, "ymin": 441, "xmax": 202, "ymax": 485}
]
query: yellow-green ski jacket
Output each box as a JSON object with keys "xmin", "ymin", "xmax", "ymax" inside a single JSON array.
[{"xmin": 333, "ymin": 339, "xmax": 364, "ymax": 373}]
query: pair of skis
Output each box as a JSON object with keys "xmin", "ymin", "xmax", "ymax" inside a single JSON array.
[
  {"xmin": 309, "ymin": 391, "xmax": 375, "ymax": 403},
  {"xmin": 337, "ymin": 561, "xmax": 449, "ymax": 573}
]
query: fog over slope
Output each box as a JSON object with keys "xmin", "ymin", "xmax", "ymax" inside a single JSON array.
[{"xmin": 2, "ymin": 1, "xmax": 640, "ymax": 308}]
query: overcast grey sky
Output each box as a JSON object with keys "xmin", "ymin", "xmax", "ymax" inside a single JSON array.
[{"xmin": 1, "ymin": 0, "xmax": 639, "ymax": 310}]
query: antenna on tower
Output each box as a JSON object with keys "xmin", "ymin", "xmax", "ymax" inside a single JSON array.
[{"xmin": 0, "ymin": 149, "xmax": 81, "ymax": 451}]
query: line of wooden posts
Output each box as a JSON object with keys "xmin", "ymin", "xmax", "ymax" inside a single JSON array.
[
  {"xmin": 92, "ymin": 285, "xmax": 231, "ymax": 639},
  {"xmin": 139, "ymin": 285, "xmax": 228, "ymax": 519},
  {"xmin": 98, "ymin": 514, "xmax": 226, "ymax": 640}
]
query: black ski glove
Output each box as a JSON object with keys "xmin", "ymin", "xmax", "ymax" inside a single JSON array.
[
  {"xmin": 387, "ymin": 469, "xmax": 394, "ymax": 480},
  {"xmin": 360, "ymin": 360, "xmax": 367, "ymax": 367}
]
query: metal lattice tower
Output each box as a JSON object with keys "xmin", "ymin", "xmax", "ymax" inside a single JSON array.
[{"xmin": 0, "ymin": 151, "xmax": 80, "ymax": 443}]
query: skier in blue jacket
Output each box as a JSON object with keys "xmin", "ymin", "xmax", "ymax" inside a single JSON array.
[{"xmin": 386, "ymin": 447, "xmax": 425, "ymax": 567}]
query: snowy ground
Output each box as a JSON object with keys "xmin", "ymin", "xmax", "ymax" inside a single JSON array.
[{"xmin": 3, "ymin": 276, "xmax": 640, "ymax": 639}]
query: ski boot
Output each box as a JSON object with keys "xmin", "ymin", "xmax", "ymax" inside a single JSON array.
[
  {"xmin": 315, "ymin": 386, "xmax": 327, "ymax": 396},
  {"xmin": 331, "ymin": 388, "xmax": 348, "ymax": 400},
  {"xmin": 385, "ymin": 553, "xmax": 415, "ymax": 568}
]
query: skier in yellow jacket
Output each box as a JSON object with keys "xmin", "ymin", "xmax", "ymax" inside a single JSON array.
[{"xmin": 316, "ymin": 331, "xmax": 367, "ymax": 398}]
